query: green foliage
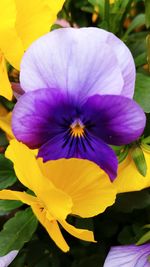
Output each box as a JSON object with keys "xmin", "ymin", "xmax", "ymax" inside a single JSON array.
[
  {"xmin": 0, "ymin": 154, "xmax": 17, "ymax": 189},
  {"xmin": 113, "ymin": 189, "xmax": 150, "ymax": 213},
  {"xmin": 0, "ymin": 130, "xmax": 9, "ymax": 147},
  {"xmin": 135, "ymin": 52, "xmax": 147, "ymax": 67},
  {"xmin": 0, "ymin": 208, "xmax": 38, "ymax": 256},
  {"xmin": 137, "ymin": 227, "xmax": 150, "ymax": 244},
  {"xmin": 88, "ymin": 0, "xmax": 105, "ymax": 18},
  {"xmin": 118, "ymin": 224, "xmax": 145, "ymax": 244},
  {"xmin": 0, "ymin": 96, "xmax": 15, "ymax": 111},
  {"xmin": 131, "ymin": 145, "xmax": 147, "ymax": 176},
  {"xmin": 0, "ymin": 200, "xmax": 22, "ymax": 216},
  {"xmin": 134, "ymin": 73, "xmax": 150, "ymax": 113},
  {"xmin": 146, "ymin": 34, "xmax": 150, "ymax": 70},
  {"xmin": 123, "ymin": 14, "xmax": 145, "ymax": 38},
  {"xmin": 145, "ymin": 0, "xmax": 150, "ymax": 28},
  {"xmin": 109, "ymin": 0, "xmax": 133, "ymax": 34}
]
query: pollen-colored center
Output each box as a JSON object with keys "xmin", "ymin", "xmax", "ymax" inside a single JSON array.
[{"xmin": 70, "ymin": 119, "xmax": 85, "ymax": 138}]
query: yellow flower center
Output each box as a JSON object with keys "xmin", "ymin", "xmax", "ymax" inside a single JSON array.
[{"xmin": 70, "ymin": 119, "xmax": 85, "ymax": 138}]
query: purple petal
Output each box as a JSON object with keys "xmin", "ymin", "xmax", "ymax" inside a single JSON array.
[
  {"xmin": 12, "ymin": 87, "xmax": 118, "ymax": 179},
  {"xmin": 0, "ymin": 250, "xmax": 18, "ymax": 267},
  {"xmin": 77, "ymin": 134, "xmax": 118, "ymax": 180},
  {"xmin": 82, "ymin": 95, "xmax": 146, "ymax": 145},
  {"xmin": 103, "ymin": 244, "xmax": 150, "ymax": 267},
  {"xmin": 12, "ymin": 88, "xmax": 72, "ymax": 149},
  {"xmin": 20, "ymin": 28, "xmax": 124, "ymax": 103},
  {"xmin": 38, "ymin": 133, "xmax": 118, "ymax": 181},
  {"xmin": 38, "ymin": 133, "xmax": 79, "ymax": 160}
]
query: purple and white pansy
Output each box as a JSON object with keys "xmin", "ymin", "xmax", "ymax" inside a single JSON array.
[
  {"xmin": 12, "ymin": 28, "xmax": 146, "ymax": 180},
  {"xmin": 103, "ymin": 244, "xmax": 150, "ymax": 267}
]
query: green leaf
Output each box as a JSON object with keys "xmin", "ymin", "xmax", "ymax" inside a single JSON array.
[
  {"xmin": 0, "ymin": 200, "xmax": 22, "ymax": 216},
  {"xmin": 113, "ymin": 189, "xmax": 150, "ymax": 213},
  {"xmin": 145, "ymin": 0, "xmax": 150, "ymax": 28},
  {"xmin": 146, "ymin": 34, "xmax": 150, "ymax": 71},
  {"xmin": 104, "ymin": 0, "xmax": 110, "ymax": 30},
  {"xmin": 123, "ymin": 14, "xmax": 145, "ymax": 38},
  {"xmin": 109, "ymin": 0, "xmax": 132, "ymax": 34},
  {"xmin": 131, "ymin": 145, "xmax": 147, "ymax": 176},
  {"xmin": 118, "ymin": 224, "xmax": 143, "ymax": 245},
  {"xmin": 113, "ymin": 0, "xmax": 131, "ymax": 11},
  {"xmin": 0, "ymin": 97, "xmax": 14, "ymax": 111},
  {"xmin": 135, "ymin": 52, "xmax": 147, "ymax": 67},
  {"xmin": 0, "ymin": 154, "xmax": 17, "ymax": 189},
  {"xmin": 88, "ymin": 0, "xmax": 105, "ymax": 18},
  {"xmin": 127, "ymin": 32, "xmax": 147, "ymax": 58},
  {"xmin": 0, "ymin": 208, "xmax": 38, "ymax": 256},
  {"xmin": 0, "ymin": 130, "xmax": 9, "ymax": 147},
  {"xmin": 134, "ymin": 73, "xmax": 150, "ymax": 113},
  {"xmin": 137, "ymin": 230, "xmax": 150, "ymax": 245},
  {"xmin": 143, "ymin": 224, "xmax": 150, "ymax": 229}
]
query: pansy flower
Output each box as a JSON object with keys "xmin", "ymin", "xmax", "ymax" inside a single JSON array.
[
  {"xmin": 103, "ymin": 244, "xmax": 150, "ymax": 267},
  {"xmin": 12, "ymin": 28, "xmax": 146, "ymax": 180},
  {"xmin": 0, "ymin": 140, "xmax": 116, "ymax": 252},
  {"xmin": 0, "ymin": 0, "xmax": 65, "ymax": 100}
]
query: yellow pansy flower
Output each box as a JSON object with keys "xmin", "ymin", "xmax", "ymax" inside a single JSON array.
[
  {"xmin": 0, "ymin": 140, "xmax": 116, "ymax": 252},
  {"xmin": 114, "ymin": 148, "xmax": 150, "ymax": 193},
  {"xmin": 0, "ymin": 0, "xmax": 65, "ymax": 100}
]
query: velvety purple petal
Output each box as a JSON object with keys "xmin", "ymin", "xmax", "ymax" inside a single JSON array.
[
  {"xmin": 20, "ymin": 28, "xmax": 124, "ymax": 103},
  {"xmin": 82, "ymin": 95, "xmax": 146, "ymax": 145},
  {"xmin": 77, "ymin": 134, "xmax": 118, "ymax": 180},
  {"xmin": 0, "ymin": 250, "xmax": 18, "ymax": 267},
  {"xmin": 38, "ymin": 133, "xmax": 79, "ymax": 160},
  {"xmin": 81, "ymin": 28, "xmax": 135, "ymax": 98},
  {"xmin": 12, "ymin": 88, "xmax": 73, "ymax": 149},
  {"xmin": 38, "ymin": 133, "xmax": 118, "ymax": 181},
  {"xmin": 103, "ymin": 244, "xmax": 150, "ymax": 267}
]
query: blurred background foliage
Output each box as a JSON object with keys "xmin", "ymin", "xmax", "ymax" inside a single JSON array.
[{"xmin": 0, "ymin": 0, "xmax": 150, "ymax": 266}]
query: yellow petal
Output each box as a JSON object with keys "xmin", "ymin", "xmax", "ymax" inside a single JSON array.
[
  {"xmin": 15, "ymin": 0, "xmax": 65, "ymax": 50},
  {"xmin": 43, "ymin": 187, "xmax": 72, "ymax": 221},
  {"xmin": 0, "ymin": 0, "xmax": 65, "ymax": 69},
  {"xmin": 6, "ymin": 140, "xmax": 72, "ymax": 220},
  {"xmin": 0, "ymin": 55, "xmax": 12, "ymax": 100},
  {"xmin": 0, "ymin": 0, "xmax": 24, "ymax": 69},
  {"xmin": 0, "ymin": 189, "xmax": 37, "ymax": 205},
  {"xmin": 113, "ymin": 150, "xmax": 150, "ymax": 193},
  {"xmin": 59, "ymin": 220, "xmax": 95, "ymax": 243},
  {"xmin": 0, "ymin": 29, "xmax": 24, "ymax": 70},
  {"xmin": 0, "ymin": 0, "xmax": 16, "ymax": 28},
  {"xmin": 38, "ymin": 158, "xmax": 117, "ymax": 218},
  {"xmin": 0, "ymin": 112, "xmax": 14, "ymax": 139},
  {"xmin": 31, "ymin": 204, "xmax": 69, "ymax": 252},
  {"xmin": 5, "ymin": 140, "xmax": 41, "ymax": 190}
]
